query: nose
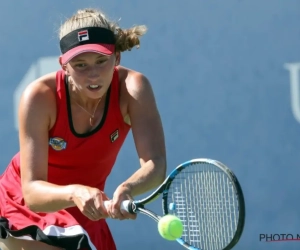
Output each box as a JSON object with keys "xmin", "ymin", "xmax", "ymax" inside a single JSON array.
[{"xmin": 87, "ymin": 65, "xmax": 100, "ymax": 80}]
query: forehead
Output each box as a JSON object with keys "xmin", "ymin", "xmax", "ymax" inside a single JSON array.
[{"xmin": 71, "ymin": 52, "xmax": 111, "ymax": 62}]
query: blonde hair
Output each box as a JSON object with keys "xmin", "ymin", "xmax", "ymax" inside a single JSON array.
[{"xmin": 59, "ymin": 8, "xmax": 147, "ymax": 52}]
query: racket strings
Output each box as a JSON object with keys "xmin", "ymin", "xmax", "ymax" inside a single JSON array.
[{"xmin": 167, "ymin": 163, "xmax": 239, "ymax": 250}]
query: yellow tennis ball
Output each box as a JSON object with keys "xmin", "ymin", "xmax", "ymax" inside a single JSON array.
[{"xmin": 158, "ymin": 215, "xmax": 183, "ymax": 241}]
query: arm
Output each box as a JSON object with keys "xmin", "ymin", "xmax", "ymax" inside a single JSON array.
[
  {"xmin": 19, "ymin": 76, "xmax": 76, "ymax": 212},
  {"xmin": 117, "ymin": 72, "xmax": 167, "ymax": 197}
]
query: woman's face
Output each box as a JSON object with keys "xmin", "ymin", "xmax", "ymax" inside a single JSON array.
[{"xmin": 64, "ymin": 52, "xmax": 119, "ymax": 99}]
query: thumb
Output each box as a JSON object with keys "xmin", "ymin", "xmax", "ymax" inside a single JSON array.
[
  {"xmin": 98, "ymin": 191, "xmax": 110, "ymax": 216},
  {"xmin": 101, "ymin": 191, "xmax": 110, "ymax": 201}
]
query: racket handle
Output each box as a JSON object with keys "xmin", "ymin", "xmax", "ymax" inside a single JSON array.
[{"xmin": 103, "ymin": 200, "xmax": 131, "ymax": 212}]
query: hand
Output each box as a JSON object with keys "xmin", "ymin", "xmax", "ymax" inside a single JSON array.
[
  {"xmin": 71, "ymin": 185, "xmax": 109, "ymax": 221},
  {"xmin": 106, "ymin": 184, "xmax": 137, "ymax": 220}
]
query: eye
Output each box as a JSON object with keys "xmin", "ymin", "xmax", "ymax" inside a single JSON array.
[
  {"xmin": 96, "ymin": 59, "xmax": 108, "ymax": 64},
  {"xmin": 75, "ymin": 63, "xmax": 87, "ymax": 68}
]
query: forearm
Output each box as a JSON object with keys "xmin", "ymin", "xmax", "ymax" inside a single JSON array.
[
  {"xmin": 122, "ymin": 157, "xmax": 166, "ymax": 197},
  {"xmin": 23, "ymin": 180, "xmax": 77, "ymax": 213}
]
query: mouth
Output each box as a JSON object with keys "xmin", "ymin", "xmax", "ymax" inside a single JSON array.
[{"xmin": 87, "ymin": 85, "xmax": 101, "ymax": 90}]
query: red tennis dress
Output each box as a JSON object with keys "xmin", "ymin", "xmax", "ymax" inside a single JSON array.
[{"xmin": 0, "ymin": 68, "xmax": 130, "ymax": 250}]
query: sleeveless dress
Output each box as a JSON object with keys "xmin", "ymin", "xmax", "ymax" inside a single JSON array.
[{"xmin": 0, "ymin": 68, "xmax": 131, "ymax": 250}]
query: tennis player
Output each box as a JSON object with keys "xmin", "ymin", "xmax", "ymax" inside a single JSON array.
[{"xmin": 0, "ymin": 8, "xmax": 166, "ymax": 250}]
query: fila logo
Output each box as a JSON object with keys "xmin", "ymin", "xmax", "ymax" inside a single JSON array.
[
  {"xmin": 78, "ymin": 30, "xmax": 89, "ymax": 42},
  {"xmin": 110, "ymin": 129, "xmax": 119, "ymax": 142}
]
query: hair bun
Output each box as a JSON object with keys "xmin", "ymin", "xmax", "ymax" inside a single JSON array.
[{"xmin": 115, "ymin": 26, "xmax": 147, "ymax": 52}]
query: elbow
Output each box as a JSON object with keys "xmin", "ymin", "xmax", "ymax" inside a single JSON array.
[
  {"xmin": 23, "ymin": 195, "xmax": 35, "ymax": 212},
  {"xmin": 26, "ymin": 203, "xmax": 40, "ymax": 213},
  {"xmin": 22, "ymin": 184, "xmax": 39, "ymax": 212},
  {"xmin": 23, "ymin": 192, "xmax": 35, "ymax": 211},
  {"xmin": 25, "ymin": 198, "xmax": 41, "ymax": 213},
  {"xmin": 26, "ymin": 203, "xmax": 39, "ymax": 212}
]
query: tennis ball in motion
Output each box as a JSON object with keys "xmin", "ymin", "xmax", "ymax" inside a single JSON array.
[{"xmin": 158, "ymin": 215, "xmax": 183, "ymax": 241}]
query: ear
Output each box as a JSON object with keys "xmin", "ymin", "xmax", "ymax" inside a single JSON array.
[
  {"xmin": 115, "ymin": 52, "xmax": 121, "ymax": 66},
  {"xmin": 59, "ymin": 56, "xmax": 69, "ymax": 75},
  {"xmin": 58, "ymin": 56, "xmax": 63, "ymax": 67}
]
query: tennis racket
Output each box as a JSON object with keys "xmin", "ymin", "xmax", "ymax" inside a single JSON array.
[{"xmin": 104, "ymin": 158, "xmax": 245, "ymax": 250}]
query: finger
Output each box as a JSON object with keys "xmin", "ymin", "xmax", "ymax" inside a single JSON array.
[
  {"xmin": 117, "ymin": 198, "xmax": 136, "ymax": 219},
  {"xmin": 90, "ymin": 206, "xmax": 104, "ymax": 220},
  {"xmin": 120, "ymin": 209, "xmax": 137, "ymax": 220},
  {"xmin": 82, "ymin": 209, "xmax": 98, "ymax": 221},
  {"xmin": 104, "ymin": 200, "xmax": 115, "ymax": 218},
  {"xmin": 101, "ymin": 191, "xmax": 110, "ymax": 201},
  {"xmin": 111, "ymin": 201, "xmax": 127, "ymax": 220},
  {"xmin": 126, "ymin": 212, "xmax": 137, "ymax": 220},
  {"xmin": 106, "ymin": 202, "xmax": 118, "ymax": 219},
  {"xmin": 83, "ymin": 200, "xmax": 103, "ymax": 220},
  {"xmin": 94, "ymin": 194, "xmax": 109, "ymax": 218}
]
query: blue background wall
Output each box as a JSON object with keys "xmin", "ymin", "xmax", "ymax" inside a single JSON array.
[{"xmin": 0, "ymin": 0, "xmax": 299, "ymax": 249}]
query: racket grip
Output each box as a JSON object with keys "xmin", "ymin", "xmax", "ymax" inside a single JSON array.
[{"xmin": 103, "ymin": 200, "xmax": 131, "ymax": 212}]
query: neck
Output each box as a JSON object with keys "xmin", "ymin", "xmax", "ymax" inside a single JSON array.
[{"xmin": 68, "ymin": 77, "xmax": 103, "ymax": 110}]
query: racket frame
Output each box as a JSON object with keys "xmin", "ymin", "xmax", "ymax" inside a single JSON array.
[{"xmin": 126, "ymin": 159, "xmax": 245, "ymax": 250}]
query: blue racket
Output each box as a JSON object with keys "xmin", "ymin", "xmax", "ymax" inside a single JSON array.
[{"xmin": 105, "ymin": 159, "xmax": 245, "ymax": 250}]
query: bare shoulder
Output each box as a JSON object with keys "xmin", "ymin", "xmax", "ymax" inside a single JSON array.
[
  {"xmin": 22, "ymin": 72, "xmax": 57, "ymax": 100},
  {"xmin": 117, "ymin": 66, "xmax": 153, "ymax": 99},
  {"xmin": 20, "ymin": 72, "xmax": 58, "ymax": 129}
]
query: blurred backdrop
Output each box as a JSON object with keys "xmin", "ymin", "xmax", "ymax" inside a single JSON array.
[{"xmin": 0, "ymin": 0, "xmax": 299, "ymax": 249}]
